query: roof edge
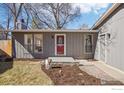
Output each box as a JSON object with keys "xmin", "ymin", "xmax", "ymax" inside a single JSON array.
[
  {"xmin": 0, "ymin": 29, "xmax": 98, "ymax": 32},
  {"xmin": 91, "ymin": 3, "xmax": 121, "ymax": 29}
]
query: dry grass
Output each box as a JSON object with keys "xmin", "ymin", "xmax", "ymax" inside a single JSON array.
[{"xmin": 0, "ymin": 61, "xmax": 53, "ymax": 85}]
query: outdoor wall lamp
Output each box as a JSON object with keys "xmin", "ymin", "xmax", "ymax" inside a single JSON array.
[{"xmin": 51, "ymin": 35, "xmax": 54, "ymax": 39}]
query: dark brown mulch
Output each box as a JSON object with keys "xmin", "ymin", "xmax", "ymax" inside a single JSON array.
[
  {"xmin": 42, "ymin": 64, "xmax": 101, "ymax": 85},
  {"xmin": 41, "ymin": 64, "xmax": 123, "ymax": 85}
]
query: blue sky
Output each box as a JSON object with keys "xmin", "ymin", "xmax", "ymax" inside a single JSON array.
[
  {"xmin": 0, "ymin": 3, "xmax": 112, "ymax": 29},
  {"xmin": 67, "ymin": 3, "xmax": 112, "ymax": 29}
]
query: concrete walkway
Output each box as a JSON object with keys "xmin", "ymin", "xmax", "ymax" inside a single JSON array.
[
  {"xmin": 93, "ymin": 61, "xmax": 124, "ymax": 84},
  {"xmin": 79, "ymin": 64, "xmax": 116, "ymax": 81},
  {"xmin": 47, "ymin": 57, "xmax": 124, "ymax": 83},
  {"xmin": 79, "ymin": 61, "xmax": 124, "ymax": 83}
]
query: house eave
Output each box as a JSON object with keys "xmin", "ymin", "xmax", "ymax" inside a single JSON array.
[
  {"xmin": 0, "ymin": 29, "xmax": 98, "ymax": 33},
  {"xmin": 91, "ymin": 3, "xmax": 121, "ymax": 30}
]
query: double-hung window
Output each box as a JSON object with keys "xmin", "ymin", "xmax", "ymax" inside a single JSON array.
[
  {"xmin": 24, "ymin": 34, "xmax": 33, "ymax": 52},
  {"xmin": 24, "ymin": 34, "xmax": 43, "ymax": 53},
  {"xmin": 34, "ymin": 34, "xmax": 43, "ymax": 53},
  {"xmin": 84, "ymin": 34, "xmax": 93, "ymax": 53}
]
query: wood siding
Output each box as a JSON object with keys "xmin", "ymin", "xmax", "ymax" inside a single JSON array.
[
  {"xmin": 12, "ymin": 32, "xmax": 98, "ymax": 59},
  {"xmin": 0, "ymin": 40, "xmax": 12, "ymax": 57},
  {"xmin": 94, "ymin": 4, "xmax": 124, "ymax": 71}
]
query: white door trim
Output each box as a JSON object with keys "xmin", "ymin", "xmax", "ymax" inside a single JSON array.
[{"xmin": 55, "ymin": 34, "xmax": 66, "ymax": 56}]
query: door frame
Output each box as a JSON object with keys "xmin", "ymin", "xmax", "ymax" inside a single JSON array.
[{"xmin": 55, "ymin": 34, "xmax": 66, "ymax": 56}]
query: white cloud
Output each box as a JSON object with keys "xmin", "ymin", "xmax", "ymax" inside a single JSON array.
[{"xmin": 73, "ymin": 3, "xmax": 109, "ymax": 14}]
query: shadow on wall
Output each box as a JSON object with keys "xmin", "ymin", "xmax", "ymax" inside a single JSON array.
[
  {"xmin": 0, "ymin": 59, "xmax": 13, "ymax": 74},
  {"xmin": 13, "ymin": 39, "xmax": 33, "ymax": 58},
  {"xmin": 94, "ymin": 34, "xmax": 99, "ymax": 59}
]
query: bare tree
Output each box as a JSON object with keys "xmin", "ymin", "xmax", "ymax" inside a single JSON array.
[
  {"xmin": 0, "ymin": 4, "xmax": 11, "ymax": 30},
  {"xmin": 6, "ymin": 9, "xmax": 12, "ymax": 30},
  {"xmin": 25, "ymin": 3, "xmax": 81, "ymax": 29},
  {"xmin": 0, "ymin": 4, "xmax": 12, "ymax": 39},
  {"xmin": 0, "ymin": 24, "xmax": 4, "ymax": 29},
  {"xmin": 3, "ymin": 3, "xmax": 24, "ymax": 29},
  {"xmin": 23, "ymin": 4, "xmax": 32, "ymax": 29}
]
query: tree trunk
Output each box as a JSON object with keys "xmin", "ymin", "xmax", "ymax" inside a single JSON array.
[
  {"xmin": 6, "ymin": 11, "xmax": 10, "ymax": 39},
  {"xmin": 14, "ymin": 16, "xmax": 17, "ymax": 29}
]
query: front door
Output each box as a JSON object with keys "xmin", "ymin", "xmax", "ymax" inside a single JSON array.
[{"xmin": 55, "ymin": 34, "xmax": 66, "ymax": 56}]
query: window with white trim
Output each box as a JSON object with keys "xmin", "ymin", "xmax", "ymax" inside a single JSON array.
[
  {"xmin": 34, "ymin": 34, "xmax": 43, "ymax": 53},
  {"xmin": 84, "ymin": 34, "xmax": 93, "ymax": 53},
  {"xmin": 24, "ymin": 34, "xmax": 33, "ymax": 52}
]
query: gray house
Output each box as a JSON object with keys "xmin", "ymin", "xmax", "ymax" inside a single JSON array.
[
  {"xmin": 12, "ymin": 30, "xmax": 98, "ymax": 59},
  {"xmin": 11, "ymin": 3, "xmax": 124, "ymax": 72},
  {"xmin": 93, "ymin": 3, "xmax": 124, "ymax": 71}
]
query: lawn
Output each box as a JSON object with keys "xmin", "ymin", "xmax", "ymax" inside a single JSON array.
[
  {"xmin": 0, "ymin": 61, "xmax": 123, "ymax": 85},
  {"xmin": 0, "ymin": 61, "xmax": 53, "ymax": 85}
]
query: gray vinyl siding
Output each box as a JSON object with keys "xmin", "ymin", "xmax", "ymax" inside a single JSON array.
[
  {"xmin": 12, "ymin": 32, "xmax": 98, "ymax": 59},
  {"xmin": 12, "ymin": 33, "xmax": 34, "ymax": 58},
  {"xmin": 66, "ymin": 33, "xmax": 97, "ymax": 58},
  {"xmin": 94, "ymin": 4, "xmax": 124, "ymax": 71},
  {"xmin": 43, "ymin": 33, "xmax": 55, "ymax": 57}
]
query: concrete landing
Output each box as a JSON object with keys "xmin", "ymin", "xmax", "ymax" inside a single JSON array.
[
  {"xmin": 75, "ymin": 59, "xmax": 94, "ymax": 66},
  {"xmin": 48, "ymin": 57, "xmax": 94, "ymax": 65},
  {"xmin": 48, "ymin": 57, "xmax": 77, "ymax": 63}
]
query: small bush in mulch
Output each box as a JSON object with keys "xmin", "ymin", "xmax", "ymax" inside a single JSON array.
[{"xmin": 42, "ymin": 64, "xmax": 101, "ymax": 85}]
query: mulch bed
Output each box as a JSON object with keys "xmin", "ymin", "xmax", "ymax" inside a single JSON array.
[
  {"xmin": 42, "ymin": 64, "xmax": 101, "ymax": 85},
  {"xmin": 41, "ymin": 64, "xmax": 123, "ymax": 85}
]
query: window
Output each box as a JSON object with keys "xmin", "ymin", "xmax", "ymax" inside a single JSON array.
[
  {"xmin": 107, "ymin": 33, "xmax": 111, "ymax": 39},
  {"xmin": 57, "ymin": 36, "xmax": 64, "ymax": 44},
  {"xmin": 24, "ymin": 34, "xmax": 33, "ymax": 52},
  {"xmin": 34, "ymin": 34, "xmax": 43, "ymax": 53},
  {"xmin": 84, "ymin": 34, "xmax": 93, "ymax": 53}
]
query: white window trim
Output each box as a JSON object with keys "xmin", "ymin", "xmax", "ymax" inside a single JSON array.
[
  {"xmin": 24, "ymin": 34, "xmax": 33, "ymax": 45},
  {"xmin": 24, "ymin": 34, "xmax": 33, "ymax": 52},
  {"xmin": 84, "ymin": 34, "xmax": 93, "ymax": 54},
  {"xmin": 34, "ymin": 34, "xmax": 43, "ymax": 54},
  {"xmin": 55, "ymin": 34, "xmax": 66, "ymax": 56}
]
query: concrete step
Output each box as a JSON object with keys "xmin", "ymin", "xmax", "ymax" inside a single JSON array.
[
  {"xmin": 48, "ymin": 57, "xmax": 77, "ymax": 63},
  {"xmin": 75, "ymin": 59, "xmax": 95, "ymax": 66}
]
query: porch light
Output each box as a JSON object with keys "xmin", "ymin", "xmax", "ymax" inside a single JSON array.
[{"xmin": 51, "ymin": 35, "xmax": 54, "ymax": 39}]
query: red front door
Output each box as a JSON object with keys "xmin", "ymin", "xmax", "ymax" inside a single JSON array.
[{"xmin": 56, "ymin": 35, "xmax": 65, "ymax": 55}]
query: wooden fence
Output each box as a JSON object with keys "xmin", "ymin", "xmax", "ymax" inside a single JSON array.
[{"xmin": 0, "ymin": 40, "xmax": 12, "ymax": 57}]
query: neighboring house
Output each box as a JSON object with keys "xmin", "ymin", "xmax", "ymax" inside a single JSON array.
[
  {"xmin": 11, "ymin": 29, "xmax": 98, "ymax": 59},
  {"xmin": 16, "ymin": 19, "xmax": 27, "ymax": 30},
  {"xmin": 93, "ymin": 3, "xmax": 124, "ymax": 71}
]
